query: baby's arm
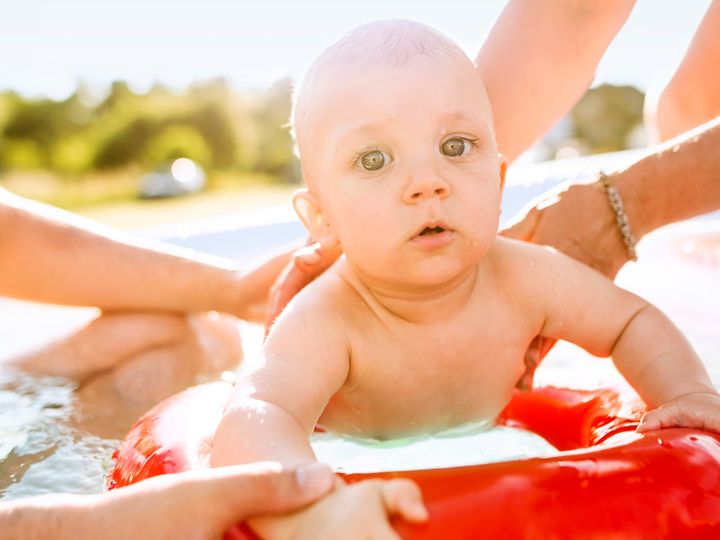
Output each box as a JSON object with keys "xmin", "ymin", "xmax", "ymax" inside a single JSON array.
[
  {"xmin": 211, "ymin": 294, "xmax": 347, "ymax": 468},
  {"xmin": 210, "ymin": 290, "xmax": 425, "ymax": 539},
  {"xmin": 513, "ymin": 241, "xmax": 720, "ymax": 433}
]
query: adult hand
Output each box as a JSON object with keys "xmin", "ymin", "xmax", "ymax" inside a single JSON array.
[
  {"xmin": 500, "ymin": 179, "xmax": 631, "ymax": 278},
  {"xmin": 29, "ymin": 462, "xmax": 335, "ymax": 540},
  {"xmin": 260, "ymin": 478, "xmax": 427, "ymax": 540},
  {"xmin": 500, "ymin": 179, "xmax": 634, "ymax": 390},
  {"xmin": 264, "ymin": 238, "xmax": 342, "ymax": 334},
  {"xmin": 231, "ymin": 249, "xmax": 296, "ymax": 323}
]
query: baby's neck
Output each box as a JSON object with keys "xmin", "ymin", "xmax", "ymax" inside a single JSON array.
[{"xmin": 345, "ymin": 260, "xmax": 487, "ymax": 324}]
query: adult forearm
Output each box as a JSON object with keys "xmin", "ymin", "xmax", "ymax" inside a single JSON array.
[
  {"xmin": 476, "ymin": 0, "xmax": 635, "ymax": 161},
  {"xmin": 0, "ymin": 495, "xmax": 86, "ymax": 540},
  {"xmin": 613, "ymin": 116, "xmax": 720, "ymax": 238},
  {"xmin": 0, "ymin": 191, "xmax": 243, "ymax": 315}
]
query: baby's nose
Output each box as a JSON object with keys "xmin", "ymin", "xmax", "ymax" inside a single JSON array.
[{"xmin": 402, "ymin": 174, "xmax": 451, "ymax": 203}]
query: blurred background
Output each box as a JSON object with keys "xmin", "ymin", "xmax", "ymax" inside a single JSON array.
[{"xmin": 0, "ymin": 0, "xmax": 713, "ymax": 224}]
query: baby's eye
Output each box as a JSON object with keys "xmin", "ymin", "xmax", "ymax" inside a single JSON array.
[
  {"xmin": 359, "ymin": 150, "xmax": 392, "ymax": 171},
  {"xmin": 441, "ymin": 137, "xmax": 472, "ymax": 157}
]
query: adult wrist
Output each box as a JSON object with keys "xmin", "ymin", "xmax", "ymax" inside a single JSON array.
[
  {"xmin": 598, "ymin": 173, "xmax": 638, "ymax": 261},
  {"xmin": 605, "ymin": 168, "xmax": 653, "ymax": 242},
  {"xmin": 214, "ymin": 267, "xmax": 248, "ymax": 318}
]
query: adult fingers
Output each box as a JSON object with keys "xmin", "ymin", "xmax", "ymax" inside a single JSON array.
[
  {"xmin": 197, "ymin": 462, "xmax": 335, "ymax": 523},
  {"xmin": 515, "ymin": 336, "xmax": 558, "ymax": 391},
  {"xmin": 264, "ymin": 263, "xmax": 314, "ymax": 333},
  {"xmin": 264, "ymin": 239, "xmax": 343, "ymax": 334},
  {"xmin": 515, "ymin": 340, "xmax": 540, "ymax": 392},
  {"xmin": 499, "ymin": 205, "xmax": 541, "ymax": 241},
  {"xmin": 295, "ymin": 240, "xmax": 342, "ymax": 274}
]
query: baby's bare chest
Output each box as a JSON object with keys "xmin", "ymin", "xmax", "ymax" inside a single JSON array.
[{"xmin": 319, "ymin": 313, "xmax": 534, "ymax": 438}]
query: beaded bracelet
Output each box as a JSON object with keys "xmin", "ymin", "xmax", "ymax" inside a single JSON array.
[{"xmin": 599, "ymin": 173, "xmax": 638, "ymax": 262}]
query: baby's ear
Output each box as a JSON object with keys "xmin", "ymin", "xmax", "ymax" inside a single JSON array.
[{"xmin": 293, "ymin": 189, "xmax": 335, "ymax": 241}]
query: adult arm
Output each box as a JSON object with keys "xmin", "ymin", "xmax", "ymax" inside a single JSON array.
[
  {"xmin": 475, "ymin": 0, "xmax": 636, "ymax": 162},
  {"xmin": 0, "ymin": 189, "xmax": 290, "ymax": 321},
  {"xmin": 0, "ymin": 462, "xmax": 334, "ymax": 540},
  {"xmin": 502, "ymin": 116, "xmax": 720, "ymax": 277},
  {"xmin": 650, "ymin": 0, "xmax": 720, "ymax": 141}
]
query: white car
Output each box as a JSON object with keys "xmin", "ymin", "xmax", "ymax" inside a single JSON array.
[{"xmin": 138, "ymin": 158, "xmax": 206, "ymax": 198}]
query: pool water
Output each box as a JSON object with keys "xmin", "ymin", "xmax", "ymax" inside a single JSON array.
[
  {"xmin": 0, "ymin": 370, "xmax": 118, "ymax": 499},
  {"xmin": 1, "ymin": 153, "xmax": 719, "ymax": 500}
]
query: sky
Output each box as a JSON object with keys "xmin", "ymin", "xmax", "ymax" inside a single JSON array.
[{"xmin": 0, "ymin": 0, "xmax": 713, "ymax": 100}]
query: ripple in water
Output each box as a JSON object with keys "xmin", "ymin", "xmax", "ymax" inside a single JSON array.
[{"xmin": 0, "ymin": 370, "xmax": 121, "ymax": 500}]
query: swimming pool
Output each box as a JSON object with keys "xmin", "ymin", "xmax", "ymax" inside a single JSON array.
[{"xmin": 1, "ymin": 152, "xmax": 718, "ymax": 500}]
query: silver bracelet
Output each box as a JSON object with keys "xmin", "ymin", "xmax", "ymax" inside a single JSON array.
[{"xmin": 599, "ymin": 173, "xmax": 638, "ymax": 262}]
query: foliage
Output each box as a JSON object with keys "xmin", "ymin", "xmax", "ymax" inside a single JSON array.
[
  {"xmin": 0, "ymin": 79, "xmax": 646, "ymax": 198},
  {"xmin": 0, "ymin": 78, "xmax": 301, "ymax": 182},
  {"xmin": 570, "ymin": 84, "xmax": 645, "ymax": 153}
]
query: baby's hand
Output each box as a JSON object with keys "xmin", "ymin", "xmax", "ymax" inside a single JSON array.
[
  {"xmin": 252, "ymin": 477, "xmax": 427, "ymax": 540},
  {"xmin": 637, "ymin": 392, "xmax": 720, "ymax": 434},
  {"xmin": 293, "ymin": 478, "xmax": 427, "ymax": 540}
]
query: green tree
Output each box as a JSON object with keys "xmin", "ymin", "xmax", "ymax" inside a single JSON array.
[
  {"xmin": 143, "ymin": 125, "xmax": 211, "ymax": 168},
  {"xmin": 252, "ymin": 78, "xmax": 298, "ymax": 181},
  {"xmin": 570, "ymin": 84, "xmax": 645, "ymax": 153}
]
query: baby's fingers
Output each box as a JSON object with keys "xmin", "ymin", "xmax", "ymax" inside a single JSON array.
[
  {"xmin": 381, "ymin": 479, "xmax": 428, "ymax": 523},
  {"xmin": 637, "ymin": 403, "xmax": 720, "ymax": 434},
  {"xmin": 636, "ymin": 408, "xmax": 670, "ymax": 433}
]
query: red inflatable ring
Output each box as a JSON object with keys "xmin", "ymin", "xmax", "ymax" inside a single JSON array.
[{"xmin": 109, "ymin": 381, "xmax": 720, "ymax": 539}]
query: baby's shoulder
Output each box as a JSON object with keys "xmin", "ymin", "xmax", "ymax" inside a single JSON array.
[
  {"xmin": 490, "ymin": 236, "xmax": 562, "ymax": 272},
  {"xmin": 277, "ymin": 257, "xmax": 366, "ymax": 325},
  {"xmin": 487, "ymin": 237, "xmax": 576, "ymax": 297}
]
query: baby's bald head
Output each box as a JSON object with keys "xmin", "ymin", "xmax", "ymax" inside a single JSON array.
[
  {"xmin": 291, "ymin": 19, "xmax": 492, "ymax": 187},
  {"xmin": 288, "ymin": 20, "xmax": 504, "ymax": 284}
]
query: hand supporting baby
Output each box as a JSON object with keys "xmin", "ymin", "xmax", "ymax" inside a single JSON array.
[{"xmin": 250, "ymin": 477, "xmax": 427, "ymax": 540}]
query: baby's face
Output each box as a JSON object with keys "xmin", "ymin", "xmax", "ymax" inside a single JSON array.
[{"xmin": 299, "ymin": 54, "xmax": 504, "ymax": 288}]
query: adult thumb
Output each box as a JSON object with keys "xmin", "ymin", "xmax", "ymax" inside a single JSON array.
[
  {"xmin": 205, "ymin": 462, "xmax": 335, "ymax": 523},
  {"xmin": 499, "ymin": 206, "xmax": 540, "ymax": 241}
]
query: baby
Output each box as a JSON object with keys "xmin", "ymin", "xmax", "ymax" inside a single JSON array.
[{"xmin": 211, "ymin": 19, "xmax": 720, "ymax": 538}]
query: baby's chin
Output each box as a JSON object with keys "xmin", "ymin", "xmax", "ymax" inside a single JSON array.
[{"xmin": 352, "ymin": 254, "xmax": 481, "ymax": 292}]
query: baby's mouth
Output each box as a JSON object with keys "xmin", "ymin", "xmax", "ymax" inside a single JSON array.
[
  {"xmin": 411, "ymin": 222, "xmax": 454, "ymax": 248},
  {"xmin": 419, "ymin": 226, "xmax": 446, "ymax": 236}
]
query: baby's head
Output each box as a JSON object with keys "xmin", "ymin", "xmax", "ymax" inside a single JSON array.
[{"xmin": 292, "ymin": 19, "xmax": 506, "ymax": 289}]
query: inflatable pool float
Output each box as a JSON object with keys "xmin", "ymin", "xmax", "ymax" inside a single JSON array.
[{"xmin": 109, "ymin": 381, "xmax": 720, "ymax": 539}]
